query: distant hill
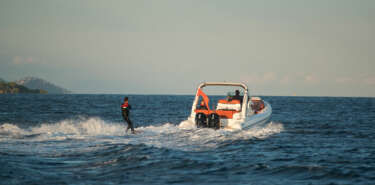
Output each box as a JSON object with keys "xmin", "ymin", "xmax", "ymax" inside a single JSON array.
[
  {"xmin": 16, "ymin": 77, "xmax": 70, "ymax": 94},
  {"xmin": 0, "ymin": 80, "xmax": 47, "ymax": 94}
]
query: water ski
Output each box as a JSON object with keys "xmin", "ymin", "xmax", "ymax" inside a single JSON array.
[{"xmin": 131, "ymin": 130, "xmax": 143, "ymax": 134}]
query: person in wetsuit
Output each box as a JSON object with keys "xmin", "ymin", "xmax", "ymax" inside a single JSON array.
[
  {"xmin": 232, "ymin": 90, "xmax": 243, "ymax": 104},
  {"xmin": 121, "ymin": 97, "xmax": 135, "ymax": 134}
]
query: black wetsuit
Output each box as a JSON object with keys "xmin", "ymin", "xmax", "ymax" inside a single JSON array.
[
  {"xmin": 121, "ymin": 103, "xmax": 135, "ymax": 133},
  {"xmin": 233, "ymin": 95, "xmax": 243, "ymax": 104}
]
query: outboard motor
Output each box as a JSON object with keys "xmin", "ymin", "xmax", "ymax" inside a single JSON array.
[
  {"xmin": 195, "ymin": 113, "xmax": 207, "ymax": 128},
  {"xmin": 208, "ymin": 113, "xmax": 220, "ymax": 129}
]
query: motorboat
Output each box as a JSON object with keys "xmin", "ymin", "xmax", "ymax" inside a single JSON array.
[{"xmin": 186, "ymin": 82, "xmax": 272, "ymax": 130}]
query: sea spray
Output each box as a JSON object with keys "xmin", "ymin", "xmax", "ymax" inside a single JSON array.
[
  {"xmin": 1, "ymin": 117, "xmax": 283, "ymax": 151},
  {"xmin": 0, "ymin": 117, "xmax": 126, "ymax": 141}
]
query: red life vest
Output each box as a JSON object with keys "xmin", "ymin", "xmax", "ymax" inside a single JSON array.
[{"xmin": 121, "ymin": 102, "xmax": 129, "ymax": 109}]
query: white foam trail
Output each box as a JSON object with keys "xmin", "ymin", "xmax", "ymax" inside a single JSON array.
[
  {"xmin": 231, "ymin": 122, "xmax": 284, "ymax": 140},
  {"xmin": 109, "ymin": 120, "xmax": 284, "ymax": 151},
  {"xmin": 0, "ymin": 123, "xmax": 27, "ymax": 137},
  {"xmin": 0, "ymin": 117, "xmax": 284, "ymax": 151},
  {"xmin": 0, "ymin": 117, "xmax": 126, "ymax": 141},
  {"xmin": 31, "ymin": 117, "xmax": 125, "ymax": 136}
]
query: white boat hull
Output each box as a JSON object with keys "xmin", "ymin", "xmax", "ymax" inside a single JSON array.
[
  {"xmin": 241, "ymin": 101, "xmax": 272, "ymax": 129},
  {"xmin": 223, "ymin": 101, "xmax": 272, "ymax": 130}
]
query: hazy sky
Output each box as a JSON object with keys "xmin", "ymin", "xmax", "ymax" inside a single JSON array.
[{"xmin": 1, "ymin": 0, "xmax": 374, "ymax": 96}]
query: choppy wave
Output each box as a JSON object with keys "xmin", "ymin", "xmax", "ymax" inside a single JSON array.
[
  {"xmin": 1, "ymin": 95, "xmax": 374, "ymax": 185},
  {"xmin": 0, "ymin": 117, "xmax": 283, "ymax": 151}
]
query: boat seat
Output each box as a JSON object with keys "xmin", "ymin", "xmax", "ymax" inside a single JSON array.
[
  {"xmin": 215, "ymin": 99, "xmax": 241, "ymax": 119},
  {"xmin": 216, "ymin": 99, "xmax": 241, "ymax": 111}
]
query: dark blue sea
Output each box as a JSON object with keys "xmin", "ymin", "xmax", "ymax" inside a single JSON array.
[{"xmin": 0, "ymin": 94, "xmax": 374, "ymax": 185}]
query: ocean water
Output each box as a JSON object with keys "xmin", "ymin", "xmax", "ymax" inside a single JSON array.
[{"xmin": 0, "ymin": 94, "xmax": 374, "ymax": 185}]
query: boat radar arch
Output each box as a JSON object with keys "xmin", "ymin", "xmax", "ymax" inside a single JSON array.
[{"xmin": 197, "ymin": 82, "xmax": 248, "ymax": 91}]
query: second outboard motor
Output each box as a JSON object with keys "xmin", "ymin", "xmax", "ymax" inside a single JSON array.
[
  {"xmin": 208, "ymin": 113, "xmax": 220, "ymax": 129},
  {"xmin": 195, "ymin": 113, "xmax": 207, "ymax": 128}
]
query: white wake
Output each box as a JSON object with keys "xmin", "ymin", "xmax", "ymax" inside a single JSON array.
[{"xmin": 0, "ymin": 117, "xmax": 284, "ymax": 151}]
